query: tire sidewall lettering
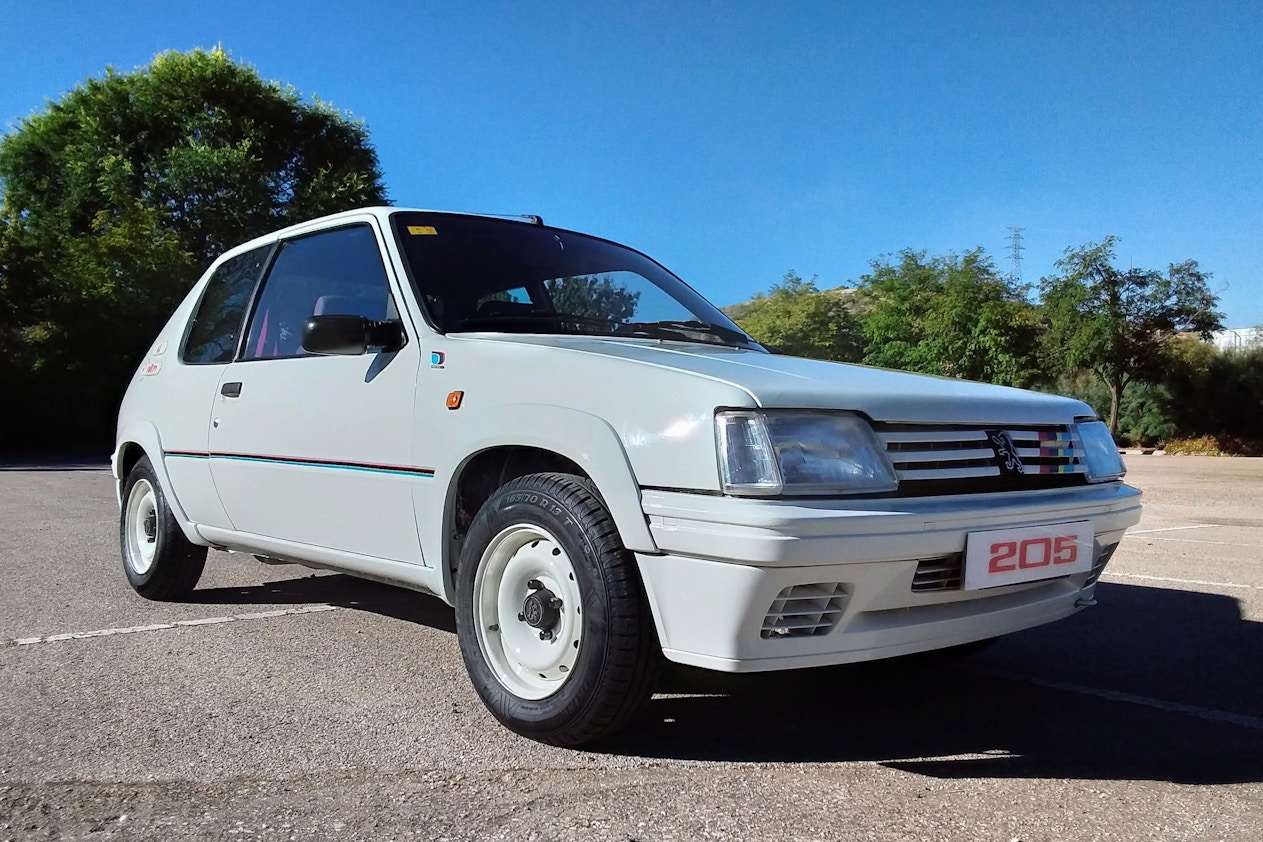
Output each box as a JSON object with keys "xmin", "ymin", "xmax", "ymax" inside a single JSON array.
[
  {"xmin": 504, "ymin": 491, "xmax": 569, "ymax": 521},
  {"xmin": 501, "ymin": 496, "xmax": 587, "ymax": 562}
]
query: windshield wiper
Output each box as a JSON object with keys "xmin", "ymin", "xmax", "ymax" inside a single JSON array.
[
  {"xmin": 619, "ymin": 320, "xmax": 755, "ymax": 347},
  {"xmin": 454, "ymin": 313, "xmax": 756, "ymax": 348}
]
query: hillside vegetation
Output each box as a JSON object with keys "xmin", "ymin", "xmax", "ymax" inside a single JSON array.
[{"xmin": 723, "ymin": 247, "xmax": 1259, "ymax": 452}]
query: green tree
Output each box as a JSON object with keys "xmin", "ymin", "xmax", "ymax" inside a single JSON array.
[
  {"xmin": 1049, "ymin": 370, "xmax": 1177, "ymax": 447},
  {"xmin": 1040, "ymin": 237, "xmax": 1222, "ymax": 434},
  {"xmin": 0, "ymin": 47, "xmax": 387, "ymax": 448},
  {"xmin": 730, "ymin": 271, "xmax": 863, "ymax": 362},
  {"xmin": 857, "ymin": 249, "xmax": 1043, "ymax": 386}
]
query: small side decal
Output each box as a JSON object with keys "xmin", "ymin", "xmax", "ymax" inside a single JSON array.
[
  {"xmin": 141, "ymin": 360, "xmax": 162, "ymax": 377},
  {"xmin": 430, "ymin": 351, "xmax": 446, "ymax": 369},
  {"xmin": 408, "ymin": 225, "xmax": 438, "ymax": 236},
  {"xmin": 152, "ymin": 341, "xmax": 168, "ymax": 356}
]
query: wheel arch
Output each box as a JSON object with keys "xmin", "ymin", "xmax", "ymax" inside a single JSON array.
[
  {"xmin": 433, "ymin": 405, "xmax": 658, "ymax": 601},
  {"xmin": 112, "ymin": 421, "xmax": 203, "ymax": 545}
]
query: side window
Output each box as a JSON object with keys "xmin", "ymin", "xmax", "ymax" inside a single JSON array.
[
  {"xmin": 182, "ymin": 246, "xmax": 272, "ymax": 364},
  {"xmin": 243, "ymin": 225, "xmax": 394, "ymax": 361}
]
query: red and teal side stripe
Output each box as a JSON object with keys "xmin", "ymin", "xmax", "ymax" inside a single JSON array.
[{"xmin": 165, "ymin": 450, "xmax": 435, "ymax": 478}]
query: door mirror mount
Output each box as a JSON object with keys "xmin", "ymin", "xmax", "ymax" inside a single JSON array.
[
  {"xmin": 365, "ymin": 319, "xmax": 406, "ymax": 352},
  {"xmin": 302, "ymin": 315, "xmax": 405, "ymax": 356}
]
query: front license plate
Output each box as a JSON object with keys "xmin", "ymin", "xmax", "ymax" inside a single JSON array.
[{"xmin": 963, "ymin": 521, "xmax": 1095, "ymax": 590}]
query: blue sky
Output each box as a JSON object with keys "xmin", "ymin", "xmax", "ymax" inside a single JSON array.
[{"xmin": 2, "ymin": 1, "xmax": 1260, "ymax": 327}]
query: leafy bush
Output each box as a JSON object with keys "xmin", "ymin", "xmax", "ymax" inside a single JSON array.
[
  {"xmin": 1163, "ymin": 345, "xmax": 1263, "ymax": 443},
  {"xmin": 1165, "ymin": 436, "xmax": 1263, "ymax": 456},
  {"xmin": 730, "ymin": 272, "xmax": 863, "ymax": 362}
]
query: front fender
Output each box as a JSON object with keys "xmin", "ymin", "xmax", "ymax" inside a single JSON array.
[{"xmin": 427, "ymin": 404, "xmax": 659, "ymax": 600}]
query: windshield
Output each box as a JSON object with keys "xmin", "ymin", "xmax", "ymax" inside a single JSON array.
[{"xmin": 390, "ymin": 212, "xmax": 761, "ymax": 349}]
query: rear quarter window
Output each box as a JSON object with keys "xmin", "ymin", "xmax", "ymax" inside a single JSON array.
[{"xmin": 181, "ymin": 246, "xmax": 273, "ymax": 364}]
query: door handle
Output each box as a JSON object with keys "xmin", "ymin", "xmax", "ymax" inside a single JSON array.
[{"xmin": 220, "ymin": 381, "xmax": 243, "ymax": 398}]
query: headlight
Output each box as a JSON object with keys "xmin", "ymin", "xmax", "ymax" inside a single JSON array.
[
  {"xmin": 716, "ymin": 411, "xmax": 898, "ymax": 496},
  {"xmin": 1075, "ymin": 420, "xmax": 1126, "ymax": 482}
]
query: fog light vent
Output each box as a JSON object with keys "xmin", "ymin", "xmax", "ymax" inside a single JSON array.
[
  {"xmin": 762, "ymin": 583, "xmax": 849, "ymax": 639},
  {"xmin": 1085, "ymin": 542, "xmax": 1119, "ymax": 586},
  {"xmin": 911, "ymin": 554, "xmax": 964, "ymax": 592}
]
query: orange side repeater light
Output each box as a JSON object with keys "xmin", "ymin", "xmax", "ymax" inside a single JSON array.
[{"xmin": 446, "ymin": 391, "xmax": 464, "ymax": 410}]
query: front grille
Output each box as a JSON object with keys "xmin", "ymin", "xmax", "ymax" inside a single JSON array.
[
  {"xmin": 911, "ymin": 554, "xmax": 964, "ymax": 591},
  {"xmin": 761, "ymin": 583, "xmax": 849, "ymax": 639},
  {"xmin": 875, "ymin": 423, "xmax": 1090, "ymax": 497}
]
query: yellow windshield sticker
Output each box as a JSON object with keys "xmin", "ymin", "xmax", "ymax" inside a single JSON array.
[{"xmin": 407, "ymin": 225, "xmax": 438, "ymax": 235}]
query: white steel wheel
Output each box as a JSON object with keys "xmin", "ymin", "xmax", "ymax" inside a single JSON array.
[
  {"xmin": 124, "ymin": 478, "xmax": 159, "ymax": 576},
  {"xmin": 472, "ymin": 523, "xmax": 584, "ymax": 700},
  {"xmin": 118, "ymin": 455, "xmax": 207, "ymax": 600}
]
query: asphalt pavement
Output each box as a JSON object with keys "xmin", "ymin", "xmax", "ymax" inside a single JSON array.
[{"xmin": 1, "ymin": 456, "xmax": 1260, "ymax": 840}]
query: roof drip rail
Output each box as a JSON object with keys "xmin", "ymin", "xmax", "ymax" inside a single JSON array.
[{"xmin": 468, "ymin": 212, "xmax": 545, "ymax": 226}]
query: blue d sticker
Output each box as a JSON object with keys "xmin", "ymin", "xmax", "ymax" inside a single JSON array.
[{"xmin": 430, "ymin": 351, "xmax": 446, "ymax": 369}]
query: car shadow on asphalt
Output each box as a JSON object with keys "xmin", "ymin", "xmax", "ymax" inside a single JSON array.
[
  {"xmin": 596, "ymin": 582, "xmax": 1263, "ymax": 785},
  {"xmin": 187, "ymin": 573, "xmax": 457, "ymax": 633},
  {"xmin": 185, "ymin": 574, "xmax": 1263, "ymax": 784}
]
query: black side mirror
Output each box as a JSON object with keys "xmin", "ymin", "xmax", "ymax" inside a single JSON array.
[{"xmin": 302, "ymin": 315, "xmax": 405, "ymax": 356}]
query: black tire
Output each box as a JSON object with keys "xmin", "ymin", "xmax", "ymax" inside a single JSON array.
[
  {"xmin": 119, "ymin": 455, "xmax": 207, "ymax": 600},
  {"xmin": 454, "ymin": 472, "xmax": 660, "ymax": 746}
]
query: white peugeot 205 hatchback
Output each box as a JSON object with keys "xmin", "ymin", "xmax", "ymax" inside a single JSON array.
[{"xmin": 115, "ymin": 207, "xmax": 1142, "ymax": 745}]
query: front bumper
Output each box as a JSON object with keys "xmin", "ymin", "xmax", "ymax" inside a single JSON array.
[{"xmin": 634, "ymin": 481, "xmax": 1142, "ymax": 672}]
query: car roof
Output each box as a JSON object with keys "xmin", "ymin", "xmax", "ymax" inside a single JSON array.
[{"xmin": 213, "ymin": 207, "xmax": 542, "ymax": 268}]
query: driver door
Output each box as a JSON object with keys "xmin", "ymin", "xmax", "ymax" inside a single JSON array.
[{"xmin": 207, "ymin": 221, "xmax": 426, "ymax": 565}]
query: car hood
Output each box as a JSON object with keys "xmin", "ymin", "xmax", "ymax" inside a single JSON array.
[{"xmin": 480, "ymin": 334, "xmax": 1094, "ymax": 425}]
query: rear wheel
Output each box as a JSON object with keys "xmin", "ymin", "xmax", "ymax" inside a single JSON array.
[
  {"xmin": 120, "ymin": 456, "xmax": 206, "ymax": 599},
  {"xmin": 454, "ymin": 472, "xmax": 659, "ymax": 746}
]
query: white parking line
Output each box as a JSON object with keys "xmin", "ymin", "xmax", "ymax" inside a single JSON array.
[
  {"xmin": 972, "ymin": 666, "xmax": 1263, "ymax": 731},
  {"xmin": 1128, "ymin": 524, "xmax": 1218, "ymax": 535},
  {"xmin": 7, "ymin": 604, "xmax": 340, "ymax": 647},
  {"xmin": 1101, "ymin": 571, "xmax": 1262, "ymax": 591},
  {"xmin": 1140, "ymin": 536, "xmax": 1257, "ymax": 547}
]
